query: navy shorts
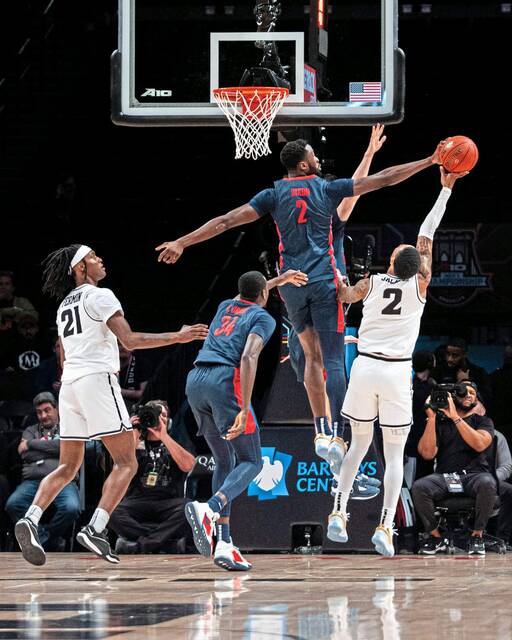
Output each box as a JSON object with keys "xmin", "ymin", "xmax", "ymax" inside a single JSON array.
[
  {"xmin": 288, "ymin": 327, "xmax": 306, "ymax": 383},
  {"xmin": 185, "ymin": 364, "xmax": 258, "ymax": 436},
  {"xmin": 279, "ymin": 279, "xmax": 344, "ymax": 335}
]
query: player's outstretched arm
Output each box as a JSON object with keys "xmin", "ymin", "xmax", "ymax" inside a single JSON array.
[
  {"xmin": 267, "ymin": 269, "xmax": 308, "ymax": 290},
  {"xmin": 225, "ymin": 333, "xmax": 265, "ymax": 440},
  {"xmin": 107, "ymin": 312, "xmax": 209, "ymax": 350},
  {"xmin": 416, "ymin": 167, "xmax": 468, "ymax": 296},
  {"xmin": 337, "ymin": 275, "xmax": 370, "ymax": 304},
  {"xmin": 337, "ymin": 124, "xmax": 386, "ymax": 222},
  {"xmin": 155, "ymin": 203, "xmax": 260, "ymax": 264},
  {"xmin": 352, "ymin": 140, "xmax": 445, "ymax": 197}
]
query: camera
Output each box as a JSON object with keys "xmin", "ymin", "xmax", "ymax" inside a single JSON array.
[
  {"xmin": 135, "ymin": 404, "xmax": 162, "ymax": 431},
  {"xmin": 427, "ymin": 382, "xmax": 469, "ymax": 411}
]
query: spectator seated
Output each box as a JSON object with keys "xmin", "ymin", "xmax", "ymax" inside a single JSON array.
[{"xmin": 4, "ymin": 392, "xmax": 81, "ymax": 551}]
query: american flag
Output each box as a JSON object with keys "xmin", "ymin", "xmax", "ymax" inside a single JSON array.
[{"xmin": 349, "ymin": 82, "xmax": 382, "ymax": 102}]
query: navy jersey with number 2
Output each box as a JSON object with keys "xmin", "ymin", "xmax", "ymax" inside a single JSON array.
[{"xmin": 249, "ymin": 175, "xmax": 353, "ymax": 283}]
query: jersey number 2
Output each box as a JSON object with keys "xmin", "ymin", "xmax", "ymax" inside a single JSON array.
[
  {"xmin": 296, "ymin": 199, "xmax": 308, "ymax": 224},
  {"xmin": 382, "ymin": 288, "xmax": 403, "ymax": 315},
  {"xmin": 61, "ymin": 306, "xmax": 83, "ymax": 337}
]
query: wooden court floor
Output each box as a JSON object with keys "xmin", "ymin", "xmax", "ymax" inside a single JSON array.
[{"xmin": 0, "ymin": 552, "xmax": 511, "ymax": 639}]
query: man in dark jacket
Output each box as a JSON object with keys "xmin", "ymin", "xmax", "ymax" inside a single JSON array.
[{"xmin": 5, "ymin": 392, "xmax": 81, "ymax": 550}]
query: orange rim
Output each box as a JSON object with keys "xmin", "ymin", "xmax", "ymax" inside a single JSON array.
[{"xmin": 213, "ymin": 86, "xmax": 289, "ymax": 101}]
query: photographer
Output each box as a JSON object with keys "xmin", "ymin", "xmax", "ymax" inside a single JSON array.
[
  {"xmin": 108, "ymin": 400, "xmax": 195, "ymax": 554},
  {"xmin": 412, "ymin": 381, "xmax": 496, "ymax": 555}
]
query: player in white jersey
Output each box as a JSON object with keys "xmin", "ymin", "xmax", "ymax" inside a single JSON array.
[
  {"xmin": 15, "ymin": 244, "xmax": 208, "ymax": 566},
  {"xmin": 327, "ymin": 167, "xmax": 467, "ymax": 556}
]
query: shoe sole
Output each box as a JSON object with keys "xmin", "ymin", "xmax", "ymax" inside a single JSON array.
[
  {"xmin": 214, "ymin": 556, "xmax": 252, "ymax": 571},
  {"xmin": 15, "ymin": 521, "xmax": 46, "ymax": 566},
  {"xmin": 327, "ymin": 521, "xmax": 348, "ymax": 544},
  {"xmin": 76, "ymin": 532, "xmax": 119, "ymax": 564},
  {"xmin": 468, "ymin": 551, "xmax": 486, "ymax": 556},
  {"xmin": 185, "ymin": 504, "xmax": 213, "ymax": 557},
  {"xmin": 372, "ymin": 531, "xmax": 395, "ymax": 557},
  {"xmin": 349, "ymin": 492, "xmax": 381, "ymax": 501},
  {"xmin": 327, "ymin": 449, "xmax": 345, "ymax": 475},
  {"xmin": 331, "ymin": 488, "xmax": 380, "ymax": 500}
]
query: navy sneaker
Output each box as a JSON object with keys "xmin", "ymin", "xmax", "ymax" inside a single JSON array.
[
  {"xmin": 15, "ymin": 518, "xmax": 46, "ymax": 566},
  {"xmin": 331, "ymin": 474, "xmax": 381, "ymax": 500},
  {"xmin": 76, "ymin": 526, "xmax": 119, "ymax": 564}
]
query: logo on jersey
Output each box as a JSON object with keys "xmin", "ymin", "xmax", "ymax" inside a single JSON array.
[
  {"xmin": 248, "ymin": 447, "xmax": 292, "ymax": 501},
  {"xmin": 429, "ymin": 229, "xmax": 491, "ymax": 306},
  {"xmin": 18, "ymin": 351, "xmax": 40, "ymax": 371}
]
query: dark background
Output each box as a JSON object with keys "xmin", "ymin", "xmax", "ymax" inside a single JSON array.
[{"xmin": 1, "ymin": 1, "xmax": 510, "ymax": 347}]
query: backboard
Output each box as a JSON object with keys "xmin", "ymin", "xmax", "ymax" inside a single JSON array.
[{"xmin": 111, "ymin": 0, "xmax": 404, "ymax": 127}]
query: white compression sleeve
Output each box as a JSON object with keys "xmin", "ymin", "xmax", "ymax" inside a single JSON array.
[{"xmin": 418, "ymin": 187, "xmax": 452, "ymax": 240}]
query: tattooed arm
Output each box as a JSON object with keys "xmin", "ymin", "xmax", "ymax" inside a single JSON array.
[{"xmin": 337, "ymin": 275, "xmax": 371, "ymax": 304}]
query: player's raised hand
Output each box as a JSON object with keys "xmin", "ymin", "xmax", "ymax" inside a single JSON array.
[
  {"xmin": 225, "ymin": 410, "xmax": 248, "ymax": 440},
  {"xmin": 431, "ymin": 140, "xmax": 447, "ymax": 165},
  {"xmin": 176, "ymin": 324, "xmax": 209, "ymax": 343},
  {"xmin": 440, "ymin": 166, "xmax": 469, "ymax": 188},
  {"xmin": 155, "ymin": 239, "xmax": 184, "ymax": 264},
  {"xmin": 278, "ymin": 269, "xmax": 309, "ymax": 287},
  {"xmin": 368, "ymin": 123, "xmax": 386, "ymax": 154}
]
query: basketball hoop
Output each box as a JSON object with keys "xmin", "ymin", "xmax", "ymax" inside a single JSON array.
[{"xmin": 212, "ymin": 86, "xmax": 289, "ymax": 160}]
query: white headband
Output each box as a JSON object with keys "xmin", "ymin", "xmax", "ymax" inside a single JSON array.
[{"xmin": 68, "ymin": 245, "xmax": 92, "ymax": 274}]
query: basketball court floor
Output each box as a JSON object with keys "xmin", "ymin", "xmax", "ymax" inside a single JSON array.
[{"xmin": 0, "ymin": 552, "xmax": 510, "ymax": 639}]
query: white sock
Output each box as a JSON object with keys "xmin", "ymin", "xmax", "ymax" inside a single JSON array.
[
  {"xmin": 334, "ymin": 421, "xmax": 374, "ymax": 515},
  {"xmin": 25, "ymin": 505, "xmax": 43, "ymax": 526},
  {"xmin": 89, "ymin": 508, "xmax": 110, "ymax": 533},
  {"xmin": 380, "ymin": 426, "xmax": 410, "ymax": 529},
  {"xmin": 380, "ymin": 507, "xmax": 396, "ymax": 529}
]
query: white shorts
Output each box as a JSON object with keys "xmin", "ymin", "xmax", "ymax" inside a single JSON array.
[
  {"xmin": 59, "ymin": 372, "xmax": 132, "ymax": 441},
  {"xmin": 342, "ymin": 354, "xmax": 413, "ymax": 427}
]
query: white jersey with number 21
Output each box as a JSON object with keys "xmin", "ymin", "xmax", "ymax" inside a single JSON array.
[
  {"xmin": 57, "ymin": 283, "xmax": 123, "ymax": 383},
  {"xmin": 357, "ymin": 273, "xmax": 426, "ymax": 359}
]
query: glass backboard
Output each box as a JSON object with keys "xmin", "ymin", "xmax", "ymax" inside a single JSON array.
[{"xmin": 111, "ymin": 0, "xmax": 404, "ymax": 126}]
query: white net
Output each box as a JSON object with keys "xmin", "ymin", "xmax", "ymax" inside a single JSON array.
[{"xmin": 213, "ymin": 87, "xmax": 289, "ymax": 160}]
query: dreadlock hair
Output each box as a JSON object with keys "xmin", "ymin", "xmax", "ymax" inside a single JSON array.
[
  {"xmin": 280, "ymin": 139, "xmax": 309, "ymax": 170},
  {"xmin": 42, "ymin": 244, "xmax": 82, "ymax": 300}
]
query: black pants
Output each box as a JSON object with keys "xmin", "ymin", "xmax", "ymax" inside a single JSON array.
[
  {"xmin": 109, "ymin": 492, "xmax": 190, "ymax": 553},
  {"xmin": 497, "ymin": 481, "xmax": 512, "ymax": 542},
  {"xmin": 412, "ymin": 472, "xmax": 497, "ymax": 532}
]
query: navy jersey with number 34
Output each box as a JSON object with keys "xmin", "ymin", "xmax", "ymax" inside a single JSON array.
[
  {"xmin": 249, "ymin": 174, "xmax": 353, "ymax": 283},
  {"xmin": 195, "ymin": 298, "xmax": 276, "ymax": 368}
]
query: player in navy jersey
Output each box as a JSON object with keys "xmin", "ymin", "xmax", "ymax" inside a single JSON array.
[
  {"xmin": 287, "ymin": 126, "xmax": 386, "ymax": 497},
  {"xmin": 185, "ymin": 269, "xmax": 307, "ymax": 570},
  {"xmin": 157, "ymin": 135, "xmax": 444, "ymax": 465}
]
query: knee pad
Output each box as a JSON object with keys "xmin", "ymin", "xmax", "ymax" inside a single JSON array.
[{"xmin": 382, "ymin": 426, "xmax": 411, "ymax": 445}]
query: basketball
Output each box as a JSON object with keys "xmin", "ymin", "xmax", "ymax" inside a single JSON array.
[{"xmin": 439, "ymin": 135, "xmax": 479, "ymax": 173}]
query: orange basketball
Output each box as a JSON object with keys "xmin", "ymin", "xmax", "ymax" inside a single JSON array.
[{"xmin": 439, "ymin": 135, "xmax": 479, "ymax": 173}]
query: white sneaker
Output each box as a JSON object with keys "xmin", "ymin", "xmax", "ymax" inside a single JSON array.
[
  {"xmin": 371, "ymin": 525, "xmax": 396, "ymax": 557},
  {"xmin": 214, "ymin": 540, "xmax": 252, "ymax": 571},
  {"xmin": 314, "ymin": 433, "xmax": 331, "ymax": 461},
  {"xmin": 185, "ymin": 501, "xmax": 219, "ymax": 557},
  {"xmin": 327, "ymin": 511, "xmax": 348, "ymax": 543},
  {"xmin": 327, "ymin": 437, "xmax": 347, "ymax": 475}
]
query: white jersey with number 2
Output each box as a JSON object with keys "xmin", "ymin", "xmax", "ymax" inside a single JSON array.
[
  {"xmin": 357, "ymin": 273, "xmax": 426, "ymax": 359},
  {"xmin": 57, "ymin": 284, "xmax": 123, "ymax": 383}
]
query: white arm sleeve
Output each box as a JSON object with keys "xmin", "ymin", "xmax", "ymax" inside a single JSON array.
[{"xmin": 418, "ymin": 187, "xmax": 452, "ymax": 240}]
